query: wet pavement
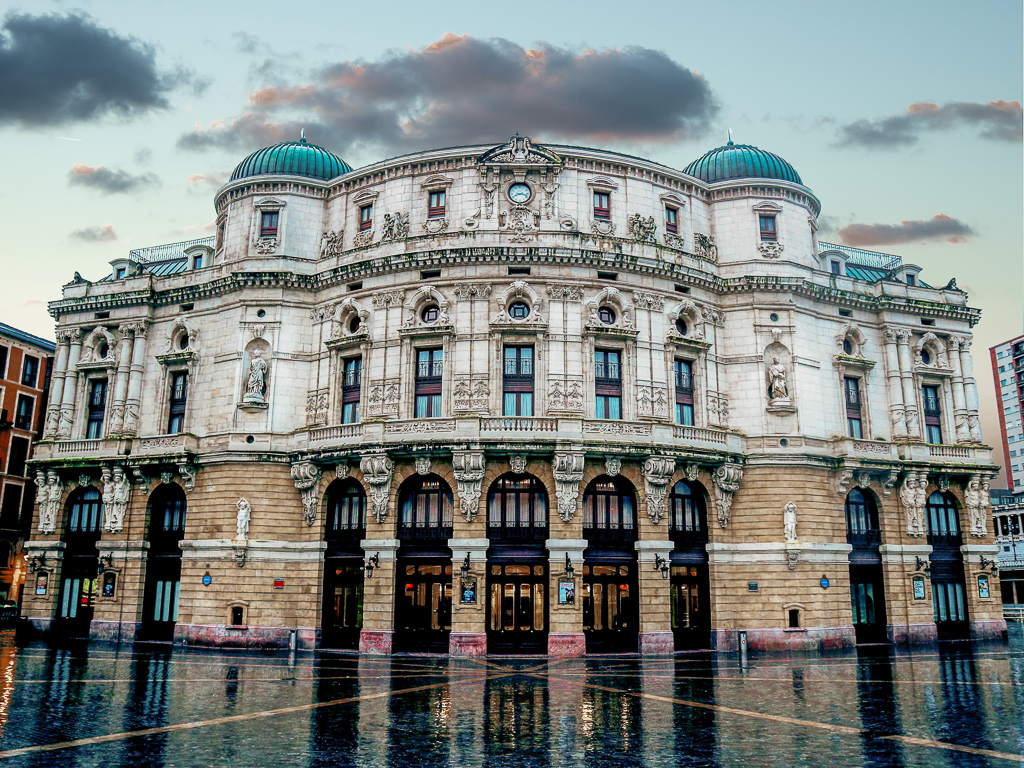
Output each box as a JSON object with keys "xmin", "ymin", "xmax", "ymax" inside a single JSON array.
[{"xmin": 0, "ymin": 629, "xmax": 1023, "ymax": 767}]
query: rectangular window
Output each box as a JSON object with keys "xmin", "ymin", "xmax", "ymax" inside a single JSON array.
[
  {"xmin": 428, "ymin": 190, "xmax": 446, "ymax": 218},
  {"xmin": 923, "ymin": 385, "xmax": 942, "ymax": 444},
  {"xmin": 675, "ymin": 359, "xmax": 694, "ymax": 426},
  {"xmin": 0, "ymin": 346, "xmax": 6, "ymax": 379},
  {"xmin": 341, "ymin": 357, "xmax": 361, "ymax": 424},
  {"xmin": 665, "ymin": 206, "xmax": 678, "ymax": 234},
  {"xmin": 759, "ymin": 215, "xmax": 777, "ymax": 241},
  {"xmin": 6, "ymin": 437, "xmax": 28, "ymax": 477},
  {"xmin": 415, "ymin": 348, "xmax": 443, "ymax": 418},
  {"xmin": 21, "ymin": 355, "xmax": 39, "ymax": 387},
  {"xmin": 906, "ymin": 274, "xmax": 916, "ymax": 286},
  {"xmin": 0, "ymin": 484, "xmax": 21, "ymax": 528},
  {"xmin": 359, "ymin": 204, "xmax": 373, "ymax": 231},
  {"xmin": 168, "ymin": 372, "xmax": 188, "ymax": 435},
  {"xmin": 831, "ymin": 260, "xmax": 841, "ymax": 275},
  {"xmin": 14, "ymin": 394, "xmax": 33, "ymax": 431},
  {"xmin": 845, "ymin": 377, "xmax": 863, "ymax": 438},
  {"xmin": 259, "ymin": 211, "xmax": 279, "ymax": 237},
  {"xmin": 192, "ymin": 254, "xmax": 204, "ymax": 270},
  {"xmin": 115, "ymin": 268, "xmax": 127, "ymax": 279},
  {"xmin": 595, "ymin": 349, "xmax": 622, "ymax": 420},
  {"xmin": 503, "ymin": 346, "xmax": 534, "ymax": 417},
  {"xmin": 86, "ymin": 379, "xmax": 107, "ymax": 439},
  {"xmin": 593, "ymin": 191, "xmax": 610, "ymax": 220}
]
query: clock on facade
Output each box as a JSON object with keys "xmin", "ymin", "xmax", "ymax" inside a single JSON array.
[{"xmin": 508, "ymin": 183, "xmax": 532, "ymax": 203}]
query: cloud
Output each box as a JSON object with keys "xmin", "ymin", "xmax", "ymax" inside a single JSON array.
[
  {"xmin": 68, "ymin": 163, "xmax": 158, "ymax": 193},
  {"xmin": 837, "ymin": 100, "xmax": 1023, "ymax": 148},
  {"xmin": 70, "ymin": 224, "xmax": 119, "ymax": 242},
  {"xmin": 0, "ymin": 12, "xmax": 201, "ymax": 126},
  {"xmin": 185, "ymin": 170, "xmax": 229, "ymax": 187},
  {"xmin": 177, "ymin": 33, "xmax": 718, "ymax": 157},
  {"xmin": 182, "ymin": 221, "xmax": 216, "ymax": 234},
  {"xmin": 836, "ymin": 214, "xmax": 975, "ymax": 246}
]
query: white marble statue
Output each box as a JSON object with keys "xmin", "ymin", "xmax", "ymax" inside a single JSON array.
[
  {"xmin": 784, "ymin": 502, "xmax": 798, "ymax": 543},
  {"xmin": 243, "ymin": 350, "xmax": 268, "ymax": 403},
  {"xmin": 236, "ymin": 498, "xmax": 251, "ymax": 539},
  {"xmin": 767, "ymin": 357, "xmax": 789, "ymax": 400}
]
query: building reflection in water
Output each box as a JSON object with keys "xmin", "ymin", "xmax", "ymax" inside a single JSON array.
[
  {"xmin": 483, "ymin": 671, "xmax": 548, "ymax": 765},
  {"xmin": 931, "ymin": 645, "xmax": 996, "ymax": 763},
  {"xmin": 667, "ymin": 657, "xmax": 719, "ymax": 768},
  {"xmin": 856, "ymin": 645, "xmax": 905, "ymax": 768},
  {"xmin": 386, "ymin": 661, "xmax": 451, "ymax": 766},
  {"xmin": 0, "ymin": 640, "xmax": 16, "ymax": 741},
  {"xmin": 310, "ymin": 656, "xmax": 365, "ymax": 768},
  {"xmin": 117, "ymin": 650, "xmax": 172, "ymax": 768}
]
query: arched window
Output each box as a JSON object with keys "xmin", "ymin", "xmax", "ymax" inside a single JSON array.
[
  {"xmin": 398, "ymin": 475, "xmax": 454, "ymax": 538},
  {"xmin": 926, "ymin": 492, "xmax": 961, "ymax": 546},
  {"xmin": 582, "ymin": 476, "xmax": 636, "ymax": 541},
  {"xmin": 66, "ymin": 488, "xmax": 102, "ymax": 535},
  {"xmin": 845, "ymin": 488, "xmax": 880, "ymax": 548},
  {"xmin": 326, "ymin": 479, "xmax": 366, "ymax": 538},
  {"xmin": 668, "ymin": 481, "xmax": 707, "ymax": 544},
  {"xmin": 487, "ymin": 474, "xmax": 547, "ymax": 538},
  {"xmin": 149, "ymin": 484, "xmax": 187, "ymax": 540}
]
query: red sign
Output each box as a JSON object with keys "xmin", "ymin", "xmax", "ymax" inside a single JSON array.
[{"xmin": 273, "ymin": 578, "xmax": 284, "ymax": 589}]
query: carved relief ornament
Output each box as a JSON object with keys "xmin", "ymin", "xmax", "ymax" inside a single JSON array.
[
  {"xmin": 552, "ymin": 452, "xmax": 586, "ymax": 522},
  {"xmin": 642, "ymin": 456, "xmax": 676, "ymax": 524},
  {"xmin": 290, "ymin": 461, "xmax": 322, "ymax": 526},
  {"xmin": 452, "ymin": 451, "xmax": 486, "ymax": 522},
  {"xmin": 713, "ymin": 463, "xmax": 743, "ymax": 528},
  {"xmin": 360, "ymin": 454, "xmax": 395, "ymax": 524}
]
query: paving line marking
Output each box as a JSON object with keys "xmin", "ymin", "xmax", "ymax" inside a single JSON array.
[
  {"xmin": 551, "ymin": 672, "xmax": 1019, "ymax": 687},
  {"xmin": 0, "ymin": 670, "xmax": 517, "ymax": 761},
  {"xmin": 8, "ymin": 672, "xmax": 483, "ymax": 684},
  {"xmin": 531, "ymin": 673, "xmax": 1024, "ymax": 764}
]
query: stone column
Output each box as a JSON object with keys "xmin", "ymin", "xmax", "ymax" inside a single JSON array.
[
  {"xmin": 57, "ymin": 330, "xmax": 83, "ymax": 438},
  {"xmin": 895, "ymin": 329, "xmax": 920, "ymax": 440},
  {"xmin": 108, "ymin": 324, "xmax": 136, "ymax": 435},
  {"xmin": 44, "ymin": 332, "xmax": 72, "ymax": 438},
  {"xmin": 959, "ymin": 337, "xmax": 983, "ymax": 442},
  {"xmin": 882, "ymin": 327, "xmax": 906, "ymax": 439},
  {"xmin": 121, "ymin": 323, "xmax": 149, "ymax": 435},
  {"xmin": 947, "ymin": 336, "xmax": 970, "ymax": 444}
]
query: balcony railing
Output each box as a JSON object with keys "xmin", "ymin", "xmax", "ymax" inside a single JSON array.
[
  {"xmin": 847, "ymin": 529, "xmax": 882, "ymax": 549},
  {"xmin": 487, "ymin": 524, "xmax": 547, "ymax": 541},
  {"xmin": 928, "ymin": 444, "xmax": 971, "ymax": 459},
  {"xmin": 669, "ymin": 526, "xmax": 709, "ymax": 546},
  {"xmin": 672, "ymin": 425, "xmax": 727, "ymax": 445},
  {"xmin": 675, "ymin": 372, "xmax": 693, "ymax": 393},
  {"xmin": 595, "ymin": 363, "xmax": 621, "ymax": 380},
  {"xmin": 481, "ymin": 417, "xmax": 557, "ymax": 432},
  {"xmin": 310, "ymin": 424, "xmax": 363, "ymax": 442},
  {"xmin": 584, "ymin": 525, "xmax": 638, "ymax": 543},
  {"xmin": 55, "ymin": 439, "xmax": 102, "ymax": 455},
  {"xmin": 398, "ymin": 523, "xmax": 453, "ymax": 540},
  {"xmin": 927, "ymin": 531, "xmax": 962, "ymax": 549}
]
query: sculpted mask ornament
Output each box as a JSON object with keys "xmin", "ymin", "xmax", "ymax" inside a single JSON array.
[
  {"xmin": 685, "ymin": 463, "xmax": 700, "ymax": 483},
  {"xmin": 360, "ymin": 454, "xmax": 395, "ymax": 524},
  {"xmin": 290, "ymin": 461, "xmax": 322, "ymax": 526},
  {"xmin": 509, "ymin": 455, "xmax": 528, "ymax": 475},
  {"xmin": 160, "ymin": 471, "xmax": 174, "ymax": 486},
  {"xmin": 604, "ymin": 457, "xmax": 622, "ymax": 478},
  {"xmin": 713, "ymin": 463, "xmax": 743, "ymax": 528},
  {"xmin": 452, "ymin": 451, "xmax": 486, "ymax": 522},
  {"xmin": 415, "ymin": 456, "xmax": 432, "ymax": 476},
  {"xmin": 642, "ymin": 456, "xmax": 676, "ymax": 524},
  {"xmin": 552, "ymin": 452, "xmax": 586, "ymax": 522}
]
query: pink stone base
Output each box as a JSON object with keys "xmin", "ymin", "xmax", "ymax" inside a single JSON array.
[
  {"xmin": 359, "ymin": 629, "xmax": 394, "ymax": 655},
  {"xmin": 548, "ymin": 632, "xmax": 586, "ymax": 657},
  {"xmin": 638, "ymin": 630, "xmax": 675, "ymax": 655},
  {"xmin": 971, "ymin": 619, "xmax": 1008, "ymax": 641},
  {"xmin": 90, "ymin": 620, "xmax": 139, "ymax": 643},
  {"xmin": 449, "ymin": 632, "xmax": 487, "ymax": 656},
  {"xmin": 891, "ymin": 622, "xmax": 938, "ymax": 646},
  {"xmin": 175, "ymin": 623, "xmax": 318, "ymax": 650},
  {"xmin": 714, "ymin": 626, "xmax": 856, "ymax": 653}
]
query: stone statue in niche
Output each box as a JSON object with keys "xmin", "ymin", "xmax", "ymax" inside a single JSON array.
[
  {"xmin": 766, "ymin": 357, "xmax": 789, "ymax": 401},
  {"xmin": 783, "ymin": 502, "xmax": 797, "ymax": 543},
  {"xmin": 236, "ymin": 498, "xmax": 251, "ymax": 539},
  {"xmin": 243, "ymin": 350, "xmax": 269, "ymax": 403}
]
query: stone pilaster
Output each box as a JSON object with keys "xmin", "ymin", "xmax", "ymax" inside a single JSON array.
[
  {"xmin": 57, "ymin": 329, "xmax": 83, "ymax": 438},
  {"xmin": 108, "ymin": 324, "xmax": 136, "ymax": 434},
  {"xmin": 882, "ymin": 327, "xmax": 906, "ymax": 439},
  {"xmin": 895, "ymin": 329, "xmax": 920, "ymax": 439}
]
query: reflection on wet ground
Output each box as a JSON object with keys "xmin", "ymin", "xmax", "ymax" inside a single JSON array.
[{"xmin": 1, "ymin": 627, "xmax": 1023, "ymax": 766}]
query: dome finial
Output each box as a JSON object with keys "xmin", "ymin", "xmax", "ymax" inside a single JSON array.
[
  {"xmin": 727, "ymin": 128, "xmax": 734, "ymax": 146},
  {"xmin": 300, "ymin": 128, "xmax": 306, "ymax": 144}
]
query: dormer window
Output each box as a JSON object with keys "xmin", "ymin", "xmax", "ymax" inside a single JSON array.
[
  {"xmin": 359, "ymin": 204, "xmax": 373, "ymax": 231},
  {"xmin": 428, "ymin": 190, "xmax": 446, "ymax": 218},
  {"xmin": 594, "ymin": 192, "xmax": 610, "ymax": 220},
  {"xmin": 759, "ymin": 215, "xmax": 777, "ymax": 241},
  {"xmin": 906, "ymin": 274, "xmax": 916, "ymax": 287},
  {"xmin": 665, "ymin": 206, "xmax": 679, "ymax": 234},
  {"xmin": 192, "ymin": 254, "xmax": 204, "ymax": 270},
  {"xmin": 260, "ymin": 211, "xmax": 279, "ymax": 238},
  {"xmin": 115, "ymin": 268, "xmax": 127, "ymax": 280},
  {"xmin": 831, "ymin": 260, "xmax": 842, "ymax": 275}
]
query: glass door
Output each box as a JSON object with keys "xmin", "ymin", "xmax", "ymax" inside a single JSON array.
[
  {"xmin": 670, "ymin": 565, "xmax": 710, "ymax": 650},
  {"xmin": 322, "ymin": 562, "xmax": 364, "ymax": 649},
  {"xmin": 394, "ymin": 561, "xmax": 452, "ymax": 653},
  {"xmin": 582, "ymin": 564, "xmax": 637, "ymax": 653},
  {"xmin": 486, "ymin": 564, "xmax": 547, "ymax": 653},
  {"xmin": 849, "ymin": 564, "xmax": 887, "ymax": 644},
  {"xmin": 57, "ymin": 563, "xmax": 98, "ymax": 640}
]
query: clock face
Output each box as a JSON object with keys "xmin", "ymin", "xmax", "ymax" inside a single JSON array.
[{"xmin": 508, "ymin": 183, "xmax": 532, "ymax": 203}]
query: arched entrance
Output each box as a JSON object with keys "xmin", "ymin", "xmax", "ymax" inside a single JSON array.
[
  {"xmin": 56, "ymin": 486, "xmax": 102, "ymax": 640},
  {"xmin": 582, "ymin": 475, "xmax": 638, "ymax": 653},
  {"xmin": 139, "ymin": 483, "xmax": 187, "ymax": 642},
  {"xmin": 845, "ymin": 488, "xmax": 888, "ymax": 644},
  {"xmin": 393, "ymin": 474, "xmax": 453, "ymax": 653},
  {"xmin": 321, "ymin": 478, "xmax": 366, "ymax": 649},
  {"xmin": 927, "ymin": 491, "xmax": 970, "ymax": 640},
  {"xmin": 667, "ymin": 480, "xmax": 711, "ymax": 650},
  {"xmin": 485, "ymin": 473, "xmax": 549, "ymax": 654}
]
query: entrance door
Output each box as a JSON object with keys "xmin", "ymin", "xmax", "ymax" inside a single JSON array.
[
  {"xmin": 57, "ymin": 561, "xmax": 98, "ymax": 640},
  {"xmin": 849, "ymin": 564, "xmax": 887, "ymax": 644},
  {"xmin": 394, "ymin": 561, "xmax": 452, "ymax": 653},
  {"xmin": 487, "ymin": 563, "xmax": 547, "ymax": 654},
  {"xmin": 322, "ymin": 561, "xmax": 363, "ymax": 649},
  {"xmin": 140, "ymin": 558, "xmax": 181, "ymax": 642},
  {"xmin": 671, "ymin": 565, "xmax": 710, "ymax": 650},
  {"xmin": 582, "ymin": 564, "xmax": 638, "ymax": 653},
  {"xmin": 933, "ymin": 577, "xmax": 970, "ymax": 640}
]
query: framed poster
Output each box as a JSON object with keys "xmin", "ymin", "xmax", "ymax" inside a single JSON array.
[
  {"xmin": 978, "ymin": 574, "xmax": 990, "ymax": 599},
  {"xmin": 101, "ymin": 571, "xmax": 118, "ymax": 599},
  {"xmin": 460, "ymin": 576, "xmax": 477, "ymax": 605},
  {"xmin": 558, "ymin": 579, "xmax": 575, "ymax": 606},
  {"xmin": 912, "ymin": 575, "xmax": 927, "ymax": 601},
  {"xmin": 35, "ymin": 571, "xmax": 49, "ymax": 596}
]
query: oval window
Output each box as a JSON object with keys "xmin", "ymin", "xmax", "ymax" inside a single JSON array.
[
  {"xmin": 598, "ymin": 306, "xmax": 616, "ymax": 325},
  {"xmin": 97, "ymin": 343, "xmax": 109, "ymax": 359},
  {"xmin": 349, "ymin": 316, "xmax": 361, "ymax": 334},
  {"xmin": 842, "ymin": 339, "xmax": 853, "ymax": 354},
  {"xmin": 675, "ymin": 318, "xmax": 688, "ymax": 336},
  {"xmin": 509, "ymin": 301, "xmax": 530, "ymax": 320},
  {"xmin": 421, "ymin": 305, "xmax": 440, "ymax": 323},
  {"xmin": 179, "ymin": 335, "xmax": 189, "ymax": 350},
  {"xmin": 921, "ymin": 349, "xmax": 932, "ymax": 365}
]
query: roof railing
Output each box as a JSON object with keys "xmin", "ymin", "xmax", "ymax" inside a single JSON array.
[
  {"xmin": 128, "ymin": 236, "xmax": 215, "ymax": 264},
  {"xmin": 818, "ymin": 242, "xmax": 902, "ymax": 271}
]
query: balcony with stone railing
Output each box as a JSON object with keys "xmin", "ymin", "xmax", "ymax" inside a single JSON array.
[
  {"xmin": 33, "ymin": 433, "xmax": 199, "ymax": 464},
  {"xmin": 898, "ymin": 442, "xmax": 994, "ymax": 465}
]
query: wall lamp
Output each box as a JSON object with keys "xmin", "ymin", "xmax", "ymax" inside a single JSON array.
[
  {"xmin": 460, "ymin": 553, "xmax": 471, "ymax": 580},
  {"xmin": 654, "ymin": 554, "xmax": 670, "ymax": 580},
  {"xmin": 915, "ymin": 555, "xmax": 931, "ymax": 577},
  {"xmin": 97, "ymin": 553, "xmax": 114, "ymax": 574},
  {"xmin": 365, "ymin": 552, "xmax": 380, "ymax": 579},
  {"xmin": 29, "ymin": 555, "xmax": 45, "ymax": 573},
  {"xmin": 980, "ymin": 555, "xmax": 999, "ymax": 573},
  {"xmin": 564, "ymin": 553, "xmax": 575, "ymax": 579}
]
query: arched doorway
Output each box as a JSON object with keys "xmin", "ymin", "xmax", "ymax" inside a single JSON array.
[
  {"xmin": 486, "ymin": 473, "xmax": 549, "ymax": 654},
  {"xmin": 57, "ymin": 486, "xmax": 102, "ymax": 639},
  {"xmin": 139, "ymin": 483, "xmax": 186, "ymax": 642},
  {"xmin": 582, "ymin": 475, "xmax": 638, "ymax": 653},
  {"xmin": 927, "ymin": 491, "xmax": 970, "ymax": 640},
  {"xmin": 394, "ymin": 474, "xmax": 453, "ymax": 653},
  {"xmin": 321, "ymin": 478, "xmax": 366, "ymax": 650},
  {"xmin": 667, "ymin": 480, "xmax": 711, "ymax": 650},
  {"xmin": 845, "ymin": 488, "xmax": 887, "ymax": 644}
]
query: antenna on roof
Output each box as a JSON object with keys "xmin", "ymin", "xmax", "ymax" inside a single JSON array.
[{"xmin": 727, "ymin": 128, "xmax": 733, "ymax": 145}]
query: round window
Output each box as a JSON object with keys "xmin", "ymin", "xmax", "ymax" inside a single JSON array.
[
  {"xmin": 509, "ymin": 301, "xmax": 530, "ymax": 320},
  {"xmin": 349, "ymin": 316, "xmax": 361, "ymax": 334},
  {"xmin": 256, "ymin": 309, "xmax": 266, "ymax": 318},
  {"xmin": 842, "ymin": 339, "xmax": 853, "ymax": 355},
  {"xmin": 97, "ymin": 343, "xmax": 109, "ymax": 359},
  {"xmin": 598, "ymin": 306, "xmax": 616, "ymax": 325},
  {"xmin": 179, "ymin": 334, "xmax": 189, "ymax": 350},
  {"xmin": 769, "ymin": 313, "xmax": 779, "ymax": 322},
  {"xmin": 921, "ymin": 349, "xmax": 932, "ymax": 365},
  {"xmin": 675, "ymin": 318, "xmax": 688, "ymax": 336},
  {"xmin": 421, "ymin": 305, "xmax": 440, "ymax": 324}
]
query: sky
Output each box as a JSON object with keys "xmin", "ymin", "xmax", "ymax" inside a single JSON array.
[{"xmin": 0, "ymin": 0, "xmax": 1021, "ymax": 482}]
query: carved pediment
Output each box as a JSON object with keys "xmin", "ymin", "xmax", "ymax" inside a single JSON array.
[{"xmin": 477, "ymin": 136, "xmax": 562, "ymax": 166}]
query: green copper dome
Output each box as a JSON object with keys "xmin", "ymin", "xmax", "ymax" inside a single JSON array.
[
  {"xmin": 684, "ymin": 141, "xmax": 802, "ymax": 185},
  {"xmin": 230, "ymin": 138, "xmax": 352, "ymax": 182}
]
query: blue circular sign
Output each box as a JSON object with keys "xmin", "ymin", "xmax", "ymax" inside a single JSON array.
[
  {"xmin": 820, "ymin": 576, "xmax": 830, "ymax": 590},
  {"xmin": 202, "ymin": 573, "xmax": 212, "ymax": 586}
]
